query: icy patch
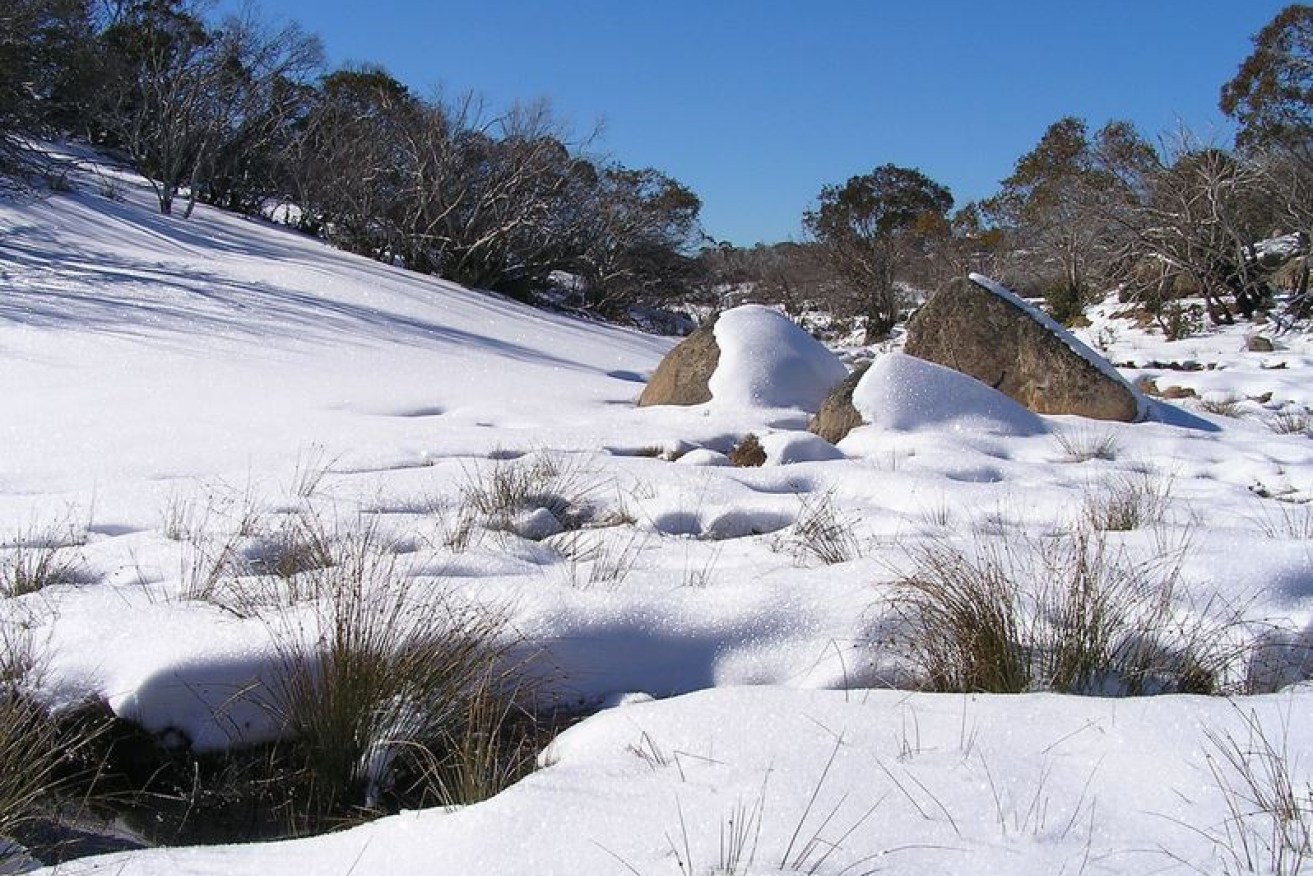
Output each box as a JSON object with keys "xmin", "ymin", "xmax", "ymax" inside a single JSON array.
[
  {"xmin": 709, "ymin": 305, "xmax": 847, "ymax": 410},
  {"xmin": 849, "ymin": 352, "xmax": 1048, "ymax": 437}
]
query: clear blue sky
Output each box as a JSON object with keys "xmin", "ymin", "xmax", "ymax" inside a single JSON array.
[{"xmin": 224, "ymin": 0, "xmax": 1289, "ymax": 246}]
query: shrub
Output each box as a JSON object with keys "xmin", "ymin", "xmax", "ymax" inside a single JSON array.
[
  {"xmin": 728, "ymin": 435, "xmax": 766, "ymax": 468},
  {"xmin": 1043, "ymin": 282, "xmax": 1086, "ymax": 327}
]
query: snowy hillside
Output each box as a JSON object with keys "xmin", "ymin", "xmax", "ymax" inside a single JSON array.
[{"xmin": 3, "ymin": 154, "xmax": 1313, "ymax": 875}]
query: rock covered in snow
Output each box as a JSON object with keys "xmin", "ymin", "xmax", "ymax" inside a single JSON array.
[
  {"xmin": 847, "ymin": 352, "xmax": 1048, "ymax": 437},
  {"xmin": 638, "ymin": 305, "xmax": 847, "ymax": 411},
  {"xmin": 708, "ymin": 305, "xmax": 847, "ymax": 409},
  {"xmin": 905, "ymin": 274, "xmax": 1147, "ymax": 422}
]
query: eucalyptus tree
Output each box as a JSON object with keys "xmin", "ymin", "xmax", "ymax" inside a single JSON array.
[{"xmin": 805, "ymin": 163, "xmax": 952, "ymax": 341}]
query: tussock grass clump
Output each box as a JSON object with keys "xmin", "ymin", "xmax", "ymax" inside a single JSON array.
[
  {"xmin": 270, "ymin": 530, "xmax": 535, "ymax": 818},
  {"xmin": 289, "ymin": 445, "xmax": 336, "ymax": 499},
  {"xmin": 0, "ymin": 692, "xmax": 67, "ymax": 853},
  {"xmin": 891, "ymin": 525, "xmax": 1240, "ymax": 696},
  {"xmin": 549, "ymin": 529, "xmax": 648, "ymax": 590},
  {"xmin": 245, "ymin": 512, "xmax": 338, "ymax": 581},
  {"xmin": 178, "ymin": 531, "xmax": 247, "ymax": 603},
  {"xmin": 782, "ymin": 490, "xmax": 862, "ymax": 566},
  {"xmin": 1270, "ymin": 409, "xmax": 1312, "ymax": 437},
  {"xmin": 0, "ymin": 635, "xmax": 100, "ymax": 863},
  {"xmin": 1053, "ymin": 428, "xmax": 1122, "ymax": 463},
  {"xmin": 1251, "ymin": 503, "xmax": 1313, "ymax": 541},
  {"xmin": 460, "ymin": 452, "xmax": 601, "ymax": 536},
  {"xmin": 1, "ymin": 525, "xmax": 88, "ymax": 597},
  {"xmin": 1199, "ymin": 394, "xmax": 1246, "ymax": 418},
  {"xmin": 1083, "ymin": 471, "xmax": 1174, "ymax": 532}
]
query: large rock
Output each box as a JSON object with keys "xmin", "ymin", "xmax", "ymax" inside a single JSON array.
[
  {"xmin": 637, "ymin": 318, "xmax": 720, "ymax": 406},
  {"xmin": 808, "ymin": 363, "xmax": 870, "ymax": 443},
  {"xmin": 904, "ymin": 274, "xmax": 1146, "ymax": 422}
]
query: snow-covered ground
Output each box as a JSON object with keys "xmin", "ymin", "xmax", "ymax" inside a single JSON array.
[{"xmin": 2, "ymin": 155, "xmax": 1313, "ymax": 875}]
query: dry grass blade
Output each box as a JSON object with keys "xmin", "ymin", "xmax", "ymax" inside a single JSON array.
[
  {"xmin": 785, "ymin": 490, "xmax": 862, "ymax": 566},
  {"xmin": 1203, "ymin": 705, "xmax": 1313, "ymax": 876}
]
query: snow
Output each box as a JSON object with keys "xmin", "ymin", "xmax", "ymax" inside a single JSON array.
[
  {"xmin": 849, "ymin": 351, "xmax": 1049, "ymax": 437},
  {"xmin": 2, "ymin": 153, "xmax": 1313, "ymax": 875},
  {"xmin": 709, "ymin": 304, "xmax": 848, "ymax": 410}
]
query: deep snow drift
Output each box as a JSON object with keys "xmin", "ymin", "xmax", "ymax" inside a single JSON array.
[{"xmin": 2, "ymin": 153, "xmax": 1313, "ymax": 875}]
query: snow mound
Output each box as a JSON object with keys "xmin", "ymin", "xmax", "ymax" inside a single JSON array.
[
  {"xmin": 708, "ymin": 305, "xmax": 847, "ymax": 410},
  {"xmin": 759, "ymin": 430, "xmax": 845, "ymax": 465},
  {"xmin": 850, "ymin": 352, "xmax": 1048, "ymax": 436}
]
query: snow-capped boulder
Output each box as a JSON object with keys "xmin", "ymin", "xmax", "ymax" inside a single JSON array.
[
  {"xmin": 845, "ymin": 352, "xmax": 1048, "ymax": 437},
  {"xmin": 905, "ymin": 274, "xmax": 1147, "ymax": 422},
  {"xmin": 638, "ymin": 306, "xmax": 847, "ymax": 411}
]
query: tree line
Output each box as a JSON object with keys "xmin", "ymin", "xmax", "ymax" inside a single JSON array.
[
  {"xmin": 719, "ymin": 4, "xmax": 1313, "ymax": 342},
  {"xmin": 0, "ymin": 0, "xmax": 702, "ymax": 317},
  {"xmin": 2, "ymin": 1, "xmax": 1311, "ymax": 335}
]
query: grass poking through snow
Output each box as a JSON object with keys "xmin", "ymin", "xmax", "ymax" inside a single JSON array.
[
  {"xmin": 267, "ymin": 523, "xmax": 537, "ymax": 819},
  {"xmin": 890, "ymin": 523, "xmax": 1242, "ymax": 696}
]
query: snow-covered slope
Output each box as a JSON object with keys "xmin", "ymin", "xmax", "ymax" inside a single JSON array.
[{"xmin": 3, "ymin": 155, "xmax": 1313, "ymax": 875}]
